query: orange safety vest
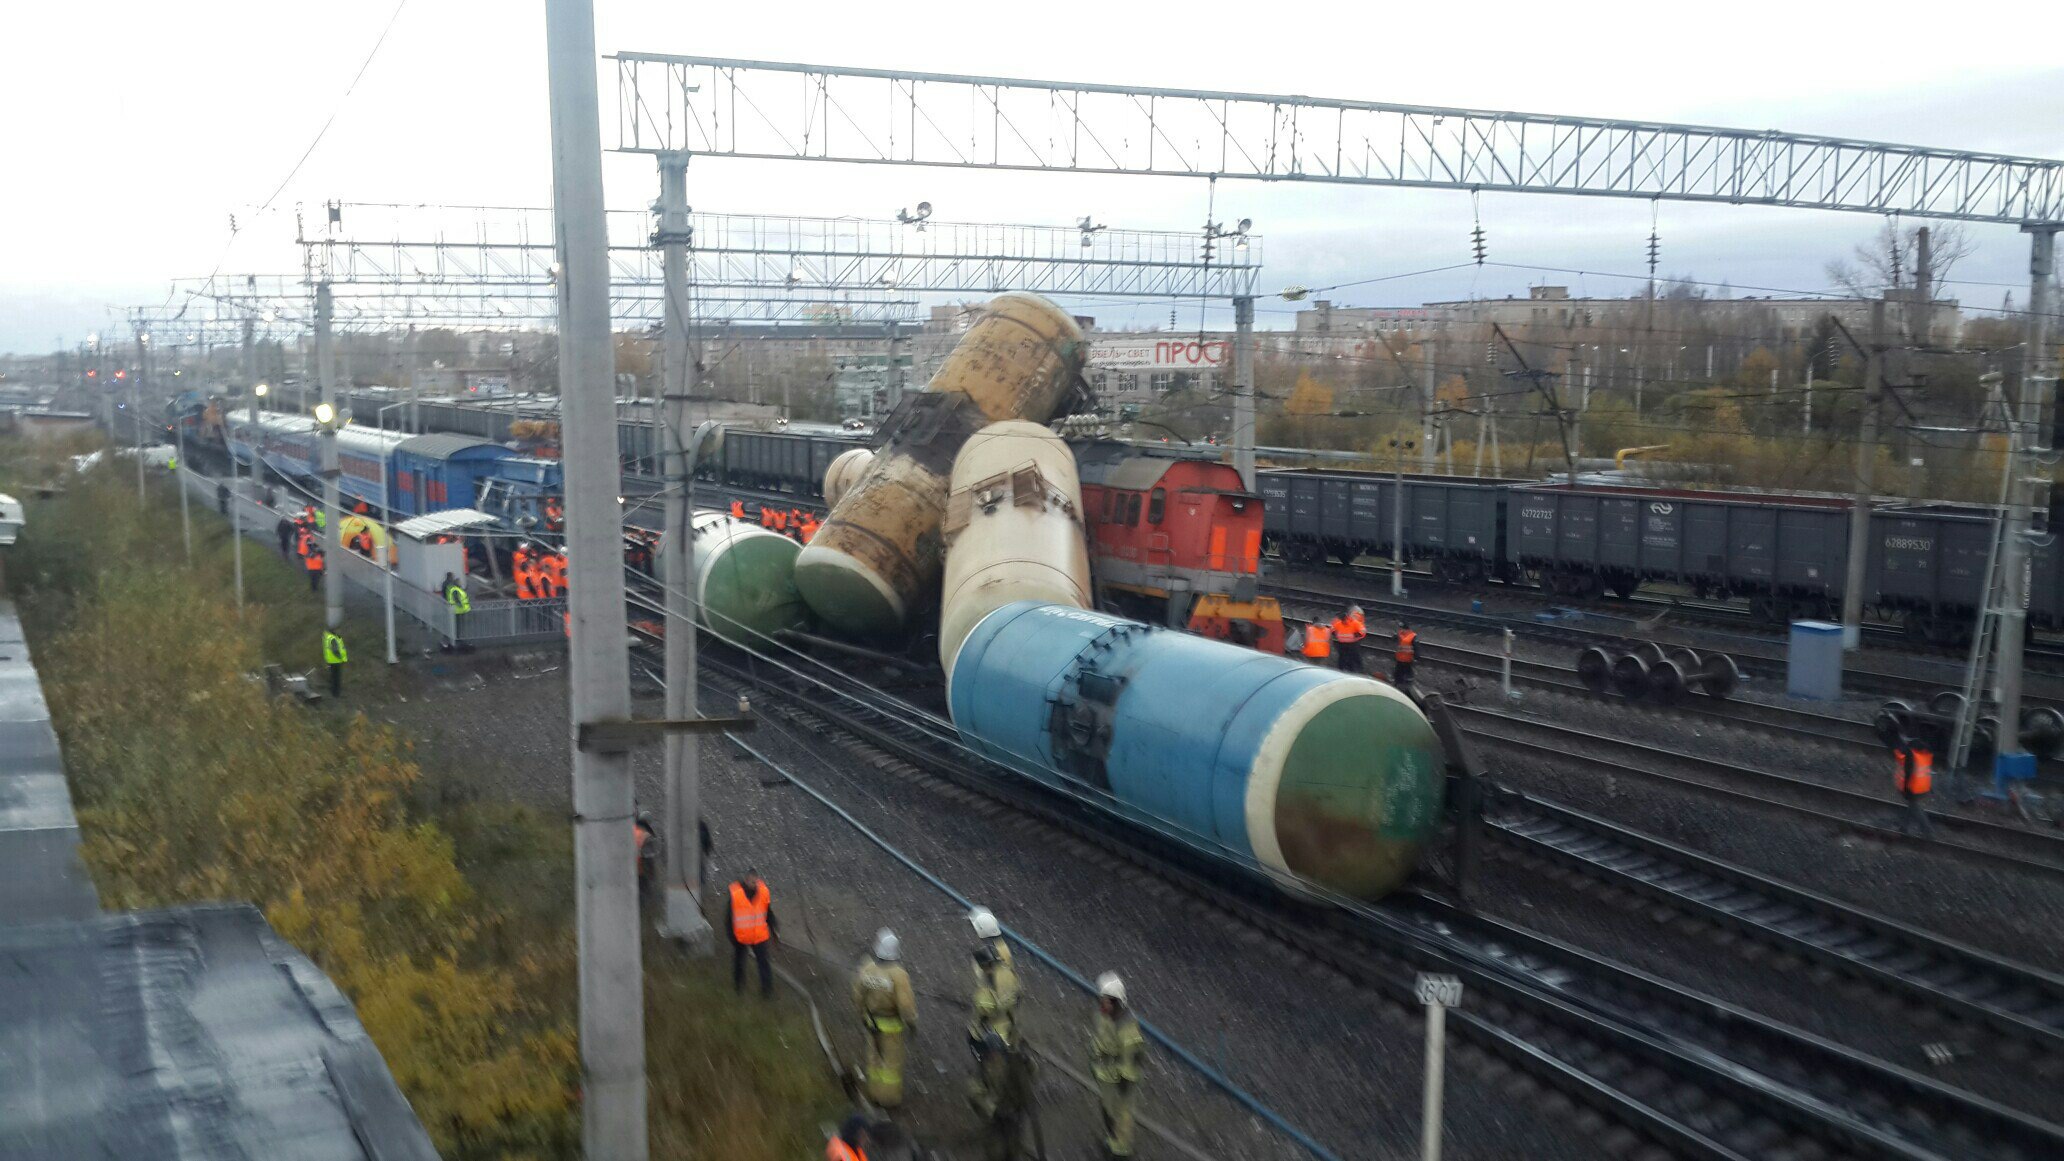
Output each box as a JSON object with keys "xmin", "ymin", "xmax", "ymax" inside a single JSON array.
[
  {"xmin": 730, "ymin": 500, "xmax": 746, "ymax": 519},
  {"xmin": 295, "ymin": 530, "xmax": 312, "ymax": 558},
  {"xmin": 760, "ymin": 507, "xmax": 776, "ymax": 529},
  {"xmin": 1302, "ymin": 624, "xmax": 1332, "ymax": 659},
  {"xmin": 771, "ymin": 508, "xmax": 788, "ymax": 531},
  {"xmin": 826, "ymin": 1140, "xmax": 866, "ymax": 1161},
  {"xmin": 545, "ymin": 499, "xmax": 564, "ymax": 526},
  {"xmin": 515, "ymin": 564, "xmax": 538, "ymax": 601},
  {"xmin": 1896, "ymin": 748, "xmax": 1934, "ymax": 796},
  {"xmin": 730, "ymin": 880, "xmax": 772, "ymax": 945},
  {"xmin": 1332, "ymin": 615, "xmax": 1366, "ymax": 643},
  {"xmin": 1395, "ymin": 629, "xmax": 1417, "ymax": 663},
  {"xmin": 800, "ymin": 517, "xmax": 820, "ymax": 544},
  {"xmin": 306, "ymin": 550, "xmax": 324, "ymax": 572},
  {"xmin": 545, "ymin": 554, "xmax": 567, "ymax": 593}
]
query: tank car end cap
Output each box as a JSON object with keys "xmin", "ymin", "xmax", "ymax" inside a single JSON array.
[{"xmin": 794, "ymin": 543, "xmax": 909, "ymax": 638}]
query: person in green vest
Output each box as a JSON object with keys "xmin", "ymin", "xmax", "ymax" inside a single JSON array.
[
  {"xmin": 443, "ymin": 573, "xmax": 472, "ymax": 617},
  {"xmin": 323, "ymin": 629, "xmax": 347, "ymax": 698}
]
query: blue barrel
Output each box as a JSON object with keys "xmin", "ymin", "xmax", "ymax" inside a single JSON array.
[{"xmin": 948, "ymin": 602, "xmax": 1445, "ymax": 899}]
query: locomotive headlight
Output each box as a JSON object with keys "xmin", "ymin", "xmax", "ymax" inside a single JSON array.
[{"xmin": 313, "ymin": 402, "xmax": 336, "ymax": 426}]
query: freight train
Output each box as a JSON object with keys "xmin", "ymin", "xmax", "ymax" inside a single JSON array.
[{"xmin": 1261, "ymin": 469, "xmax": 2049, "ymax": 644}]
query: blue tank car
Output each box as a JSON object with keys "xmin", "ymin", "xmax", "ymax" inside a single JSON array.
[{"xmin": 947, "ymin": 601, "xmax": 1445, "ymax": 900}]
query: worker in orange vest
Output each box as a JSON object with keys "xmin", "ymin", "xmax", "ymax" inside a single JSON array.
[
  {"xmin": 771, "ymin": 507, "xmax": 789, "ymax": 534},
  {"xmin": 759, "ymin": 505, "xmax": 777, "ymax": 530},
  {"xmin": 544, "ymin": 496, "xmax": 564, "ymax": 531},
  {"xmin": 1893, "ymin": 741, "xmax": 1934, "ymax": 837},
  {"xmin": 544, "ymin": 552, "xmax": 568, "ymax": 598},
  {"xmin": 727, "ymin": 867, "xmax": 778, "ymax": 998},
  {"xmin": 789, "ymin": 508, "xmax": 807, "ymax": 540},
  {"xmin": 1393, "ymin": 621, "xmax": 1417, "ymax": 692},
  {"xmin": 730, "ymin": 499, "xmax": 746, "ymax": 520},
  {"xmin": 799, "ymin": 513, "xmax": 821, "ymax": 543},
  {"xmin": 305, "ymin": 546, "xmax": 326, "ymax": 593},
  {"xmin": 826, "ymin": 1114, "xmax": 872, "ymax": 1161},
  {"xmin": 1300, "ymin": 619, "xmax": 1333, "ymax": 667},
  {"xmin": 513, "ymin": 542, "xmax": 531, "ymax": 575},
  {"xmin": 1331, "ymin": 604, "xmax": 1367, "ymax": 674},
  {"xmin": 349, "ymin": 528, "xmax": 374, "ymax": 557},
  {"xmin": 514, "ymin": 558, "xmax": 539, "ymax": 601}
]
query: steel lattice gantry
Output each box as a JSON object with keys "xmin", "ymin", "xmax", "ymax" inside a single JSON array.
[
  {"xmin": 612, "ymin": 54, "xmax": 2064, "ymax": 226},
  {"xmin": 295, "ymin": 203, "xmax": 1261, "ymax": 302}
]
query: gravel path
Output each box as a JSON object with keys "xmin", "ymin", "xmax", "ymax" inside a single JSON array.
[{"xmin": 373, "ymin": 651, "xmax": 1608, "ymax": 1161}]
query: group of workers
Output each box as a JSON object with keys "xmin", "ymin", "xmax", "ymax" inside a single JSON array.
[
  {"xmin": 680, "ymin": 850, "xmax": 1144, "ymax": 1160},
  {"xmin": 1291, "ymin": 604, "xmax": 1418, "ymax": 691},
  {"xmin": 511, "ymin": 544, "xmax": 569, "ymax": 602},
  {"xmin": 842, "ymin": 908, "xmax": 1144, "ymax": 1160},
  {"xmin": 734, "ymin": 499, "xmax": 821, "ymax": 545}
]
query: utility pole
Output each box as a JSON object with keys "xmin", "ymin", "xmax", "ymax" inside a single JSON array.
[
  {"xmin": 544, "ymin": 0, "xmax": 648, "ymax": 1155},
  {"xmin": 1421, "ymin": 352, "xmax": 1438, "ymax": 472},
  {"xmin": 1390, "ymin": 436, "xmax": 1413, "ymax": 594},
  {"xmin": 1993, "ymin": 227, "xmax": 2058, "ymax": 774},
  {"xmin": 1232, "ymin": 295, "xmax": 1256, "ymax": 491},
  {"xmin": 655, "ymin": 151, "xmax": 714, "ymax": 951},
  {"xmin": 1839, "ymin": 300, "xmax": 1885, "ymax": 650},
  {"xmin": 316, "ymin": 282, "xmax": 343, "ymax": 630},
  {"xmin": 1802, "ymin": 368, "xmax": 1813, "ymax": 436},
  {"xmin": 132, "ymin": 328, "xmax": 147, "ymax": 504},
  {"xmin": 233, "ymin": 321, "xmax": 255, "ymax": 608}
]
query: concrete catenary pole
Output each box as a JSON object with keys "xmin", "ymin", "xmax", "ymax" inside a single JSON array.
[
  {"xmin": 1232, "ymin": 295, "xmax": 1256, "ymax": 491},
  {"xmin": 133, "ymin": 329, "xmax": 147, "ymax": 504},
  {"xmin": 1421, "ymin": 353, "xmax": 1438, "ymax": 473},
  {"xmin": 233, "ymin": 319, "xmax": 255, "ymax": 607},
  {"xmin": 656, "ymin": 151, "xmax": 714, "ymax": 949},
  {"xmin": 316, "ymin": 282, "xmax": 343, "ymax": 629},
  {"xmin": 544, "ymin": 0, "xmax": 648, "ymax": 1155},
  {"xmin": 1839, "ymin": 300, "xmax": 1886, "ymax": 650},
  {"xmin": 1993, "ymin": 228, "xmax": 2058, "ymax": 770}
]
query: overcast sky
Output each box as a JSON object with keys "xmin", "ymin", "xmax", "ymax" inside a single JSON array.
[{"xmin": 2, "ymin": 1, "xmax": 2060, "ymax": 354}]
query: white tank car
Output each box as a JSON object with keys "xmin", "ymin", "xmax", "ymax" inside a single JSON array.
[
  {"xmin": 937, "ymin": 421, "xmax": 1091, "ymax": 682},
  {"xmin": 821, "ymin": 447, "xmax": 876, "ymax": 509}
]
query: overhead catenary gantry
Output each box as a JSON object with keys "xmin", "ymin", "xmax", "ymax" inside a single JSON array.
[{"xmin": 611, "ymin": 54, "xmax": 2064, "ymax": 226}]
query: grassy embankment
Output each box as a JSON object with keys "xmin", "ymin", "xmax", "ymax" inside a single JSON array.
[{"xmin": 0, "ymin": 438, "xmax": 844, "ymax": 1160}]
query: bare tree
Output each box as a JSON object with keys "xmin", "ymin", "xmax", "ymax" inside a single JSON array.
[{"xmin": 1826, "ymin": 222, "xmax": 1975, "ymax": 297}]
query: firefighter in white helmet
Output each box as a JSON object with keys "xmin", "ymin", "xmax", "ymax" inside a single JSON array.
[
  {"xmin": 852, "ymin": 928, "xmax": 918, "ymax": 1107},
  {"xmin": 1090, "ymin": 971, "xmax": 1146, "ymax": 1158},
  {"xmin": 964, "ymin": 905, "xmax": 1023, "ymax": 1114}
]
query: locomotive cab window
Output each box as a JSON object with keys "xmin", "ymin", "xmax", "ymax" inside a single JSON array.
[
  {"xmin": 1148, "ymin": 487, "xmax": 1166, "ymax": 525},
  {"xmin": 1125, "ymin": 493, "xmax": 1143, "ymax": 526}
]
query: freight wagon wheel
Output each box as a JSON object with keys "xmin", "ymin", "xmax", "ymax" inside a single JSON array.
[
  {"xmin": 1634, "ymin": 641, "xmax": 1669, "ymax": 667},
  {"xmin": 1649, "ymin": 660, "xmax": 1687, "ymax": 704},
  {"xmin": 1699, "ymin": 654, "xmax": 1740, "ymax": 699},
  {"xmin": 1668, "ymin": 646, "xmax": 1703, "ymax": 671},
  {"xmin": 2020, "ymin": 707, "xmax": 2064, "ymax": 760},
  {"xmin": 1973, "ymin": 715, "xmax": 2002, "ymax": 761},
  {"xmin": 1874, "ymin": 699, "xmax": 1916, "ymax": 748},
  {"xmin": 1576, "ymin": 647, "xmax": 1612, "ymax": 694},
  {"xmin": 1610, "ymin": 653, "xmax": 1651, "ymax": 698},
  {"xmin": 1927, "ymin": 690, "xmax": 1968, "ymax": 718}
]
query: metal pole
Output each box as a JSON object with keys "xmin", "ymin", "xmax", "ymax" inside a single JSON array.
[
  {"xmin": 1500, "ymin": 628, "xmax": 1513, "ymax": 700},
  {"xmin": 1391, "ymin": 439, "xmax": 1407, "ymax": 596},
  {"xmin": 1421, "ymin": 352, "xmax": 1438, "ymax": 473},
  {"xmin": 1232, "ymin": 295, "xmax": 1256, "ymax": 491},
  {"xmin": 656, "ymin": 151, "xmax": 713, "ymax": 950},
  {"xmin": 175, "ymin": 420, "xmax": 192, "ymax": 561},
  {"xmin": 1994, "ymin": 228, "xmax": 2057, "ymax": 770},
  {"xmin": 1420, "ymin": 999, "xmax": 1448, "ymax": 1161},
  {"xmin": 316, "ymin": 282, "xmax": 344, "ymax": 630},
  {"xmin": 383, "ymin": 441, "xmax": 398, "ymax": 665},
  {"xmin": 544, "ymin": 0, "xmax": 647, "ymax": 1154},
  {"xmin": 1803, "ymin": 369, "xmax": 1813, "ymax": 436},
  {"xmin": 234, "ymin": 321, "xmax": 254, "ymax": 607},
  {"xmin": 133, "ymin": 330, "xmax": 147, "ymax": 505},
  {"xmin": 1839, "ymin": 301, "xmax": 1884, "ymax": 651}
]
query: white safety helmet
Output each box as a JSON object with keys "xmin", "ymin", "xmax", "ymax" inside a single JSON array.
[
  {"xmin": 1096, "ymin": 971, "xmax": 1126, "ymax": 1004},
  {"xmin": 968, "ymin": 906, "xmax": 1002, "ymax": 940},
  {"xmin": 873, "ymin": 928, "xmax": 901, "ymax": 962}
]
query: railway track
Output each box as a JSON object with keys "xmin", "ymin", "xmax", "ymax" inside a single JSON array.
[
  {"xmin": 623, "ymin": 594, "xmax": 2064, "ymax": 1159},
  {"xmin": 1481, "ymin": 789, "xmax": 2064, "ymax": 1059},
  {"xmin": 1456, "ymin": 704, "xmax": 2064, "ymax": 879}
]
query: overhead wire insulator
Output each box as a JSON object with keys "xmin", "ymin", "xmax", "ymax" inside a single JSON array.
[{"xmin": 1470, "ymin": 225, "xmax": 1487, "ymax": 265}]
